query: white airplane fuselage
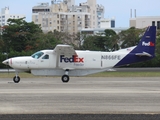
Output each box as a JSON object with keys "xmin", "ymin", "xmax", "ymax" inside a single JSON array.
[{"xmin": 6, "ymin": 47, "xmax": 134, "ymax": 76}]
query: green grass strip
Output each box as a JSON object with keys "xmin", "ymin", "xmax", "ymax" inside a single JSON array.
[{"xmin": 0, "ymin": 71, "xmax": 160, "ymax": 78}]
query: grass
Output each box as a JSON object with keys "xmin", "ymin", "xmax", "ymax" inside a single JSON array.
[
  {"xmin": 0, "ymin": 73, "xmax": 37, "ymax": 78},
  {"xmin": 0, "ymin": 71, "xmax": 160, "ymax": 78},
  {"xmin": 87, "ymin": 71, "xmax": 160, "ymax": 77}
]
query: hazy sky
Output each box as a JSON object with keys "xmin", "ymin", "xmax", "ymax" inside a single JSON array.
[{"xmin": 0, "ymin": 0, "xmax": 160, "ymax": 27}]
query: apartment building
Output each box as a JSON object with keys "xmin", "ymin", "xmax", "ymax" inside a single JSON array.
[
  {"xmin": 83, "ymin": 0, "xmax": 97, "ymax": 28},
  {"xmin": 32, "ymin": 2, "xmax": 90, "ymax": 34},
  {"xmin": 0, "ymin": 7, "xmax": 25, "ymax": 26},
  {"xmin": 36, "ymin": 12, "xmax": 90, "ymax": 34},
  {"xmin": 97, "ymin": 4, "xmax": 105, "ymax": 28},
  {"xmin": 32, "ymin": 0, "xmax": 105, "ymax": 34}
]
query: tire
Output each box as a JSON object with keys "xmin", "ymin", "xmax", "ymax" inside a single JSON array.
[
  {"xmin": 61, "ymin": 75, "xmax": 69, "ymax": 83},
  {"xmin": 13, "ymin": 76, "xmax": 20, "ymax": 83}
]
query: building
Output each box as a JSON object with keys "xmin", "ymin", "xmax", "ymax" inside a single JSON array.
[
  {"xmin": 32, "ymin": 2, "xmax": 90, "ymax": 34},
  {"xmin": 97, "ymin": 4, "xmax": 104, "ymax": 28},
  {"xmin": 67, "ymin": 0, "xmax": 105, "ymax": 29},
  {"xmin": 32, "ymin": 0, "xmax": 105, "ymax": 34},
  {"xmin": 38, "ymin": 12, "xmax": 90, "ymax": 34},
  {"xmin": 100, "ymin": 18, "xmax": 115, "ymax": 28},
  {"xmin": 63, "ymin": 0, "xmax": 75, "ymax": 7},
  {"xmin": 130, "ymin": 9, "xmax": 160, "ymax": 29},
  {"xmin": 80, "ymin": 27, "xmax": 128, "ymax": 36},
  {"xmin": 0, "ymin": 7, "xmax": 25, "ymax": 26},
  {"xmin": 130, "ymin": 16, "xmax": 160, "ymax": 29},
  {"xmin": 86, "ymin": 0, "xmax": 97, "ymax": 28}
]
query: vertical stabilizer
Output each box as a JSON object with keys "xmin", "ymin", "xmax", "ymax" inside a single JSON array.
[
  {"xmin": 115, "ymin": 26, "xmax": 156, "ymax": 67},
  {"xmin": 133, "ymin": 26, "xmax": 156, "ymax": 56}
]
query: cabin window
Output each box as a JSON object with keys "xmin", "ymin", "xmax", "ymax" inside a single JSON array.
[
  {"xmin": 31, "ymin": 52, "xmax": 44, "ymax": 59},
  {"xmin": 42, "ymin": 54, "xmax": 49, "ymax": 59}
]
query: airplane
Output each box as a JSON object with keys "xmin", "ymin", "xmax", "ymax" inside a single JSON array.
[{"xmin": 2, "ymin": 26, "xmax": 156, "ymax": 83}]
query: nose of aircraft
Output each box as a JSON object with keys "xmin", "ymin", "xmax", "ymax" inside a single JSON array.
[{"xmin": 2, "ymin": 59, "xmax": 9, "ymax": 65}]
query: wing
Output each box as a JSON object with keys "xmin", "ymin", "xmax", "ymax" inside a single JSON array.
[
  {"xmin": 53, "ymin": 44, "xmax": 77, "ymax": 56},
  {"xmin": 53, "ymin": 44, "xmax": 77, "ymax": 69}
]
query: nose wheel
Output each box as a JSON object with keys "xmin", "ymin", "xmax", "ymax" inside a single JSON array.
[{"xmin": 13, "ymin": 76, "xmax": 20, "ymax": 83}]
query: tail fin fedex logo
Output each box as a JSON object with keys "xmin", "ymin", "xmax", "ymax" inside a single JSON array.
[
  {"xmin": 142, "ymin": 41, "xmax": 155, "ymax": 47},
  {"xmin": 60, "ymin": 55, "xmax": 84, "ymax": 63}
]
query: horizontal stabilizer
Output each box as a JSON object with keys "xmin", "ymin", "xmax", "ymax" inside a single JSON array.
[{"xmin": 135, "ymin": 52, "xmax": 152, "ymax": 57}]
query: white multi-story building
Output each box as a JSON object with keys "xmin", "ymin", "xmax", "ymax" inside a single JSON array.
[
  {"xmin": 87, "ymin": 0, "xmax": 97, "ymax": 28},
  {"xmin": 97, "ymin": 4, "xmax": 105, "ymax": 28},
  {"xmin": 100, "ymin": 18, "xmax": 115, "ymax": 28},
  {"xmin": 77, "ymin": 0, "xmax": 104, "ymax": 28},
  {"xmin": 0, "ymin": 7, "xmax": 25, "ymax": 26},
  {"xmin": 32, "ymin": 0, "xmax": 105, "ymax": 34}
]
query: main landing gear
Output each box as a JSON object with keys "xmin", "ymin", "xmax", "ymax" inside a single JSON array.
[
  {"xmin": 13, "ymin": 72, "xmax": 20, "ymax": 83},
  {"xmin": 61, "ymin": 69, "xmax": 70, "ymax": 83}
]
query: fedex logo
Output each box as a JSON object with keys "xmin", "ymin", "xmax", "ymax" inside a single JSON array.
[
  {"xmin": 142, "ymin": 41, "xmax": 155, "ymax": 47},
  {"xmin": 60, "ymin": 55, "xmax": 84, "ymax": 63}
]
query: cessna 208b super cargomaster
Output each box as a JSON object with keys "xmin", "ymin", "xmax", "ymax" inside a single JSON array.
[{"xmin": 2, "ymin": 26, "xmax": 156, "ymax": 83}]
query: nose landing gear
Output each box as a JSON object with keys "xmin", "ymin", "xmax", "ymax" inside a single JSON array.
[
  {"xmin": 13, "ymin": 76, "xmax": 20, "ymax": 83},
  {"xmin": 13, "ymin": 71, "xmax": 20, "ymax": 83}
]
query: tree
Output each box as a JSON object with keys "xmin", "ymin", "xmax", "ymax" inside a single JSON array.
[
  {"xmin": 119, "ymin": 27, "xmax": 144, "ymax": 48},
  {"xmin": 156, "ymin": 29, "xmax": 160, "ymax": 55},
  {"xmin": 104, "ymin": 29, "xmax": 119, "ymax": 51},
  {"xmin": 0, "ymin": 25, "xmax": 4, "ymax": 52},
  {"xmin": 82, "ymin": 29, "xmax": 119, "ymax": 51},
  {"xmin": 34, "ymin": 32, "xmax": 62, "ymax": 51},
  {"xmin": 85, "ymin": 35, "xmax": 109, "ymax": 51},
  {"xmin": 2, "ymin": 18, "xmax": 42, "ymax": 52}
]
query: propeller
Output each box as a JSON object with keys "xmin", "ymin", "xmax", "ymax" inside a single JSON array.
[
  {"xmin": 7, "ymin": 53, "xmax": 9, "ymax": 74},
  {"xmin": 3, "ymin": 52, "xmax": 9, "ymax": 74}
]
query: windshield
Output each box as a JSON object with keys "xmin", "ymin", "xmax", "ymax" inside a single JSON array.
[{"xmin": 31, "ymin": 51, "xmax": 44, "ymax": 59}]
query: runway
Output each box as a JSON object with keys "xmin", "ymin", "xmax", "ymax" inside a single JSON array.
[
  {"xmin": 0, "ymin": 77, "xmax": 160, "ymax": 119},
  {"xmin": 0, "ymin": 77, "xmax": 160, "ymax": 115}
]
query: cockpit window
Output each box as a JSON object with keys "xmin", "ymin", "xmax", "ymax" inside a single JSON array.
[
  {"xmin": 31, "ymin": 51, "xmax": 44, "ymax": 59},
  {"xmin": 42, "ymin": 54, "xmax": 49, "ymax": 59}
]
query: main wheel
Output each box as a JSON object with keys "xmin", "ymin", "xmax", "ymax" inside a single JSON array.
[
  {"xmin": 61, "ymin": 75, "xmax": 69, "ymax": 83},
  {"xmin": 13, "ymin": 76, "xmax": 20, "ymax": 83}
]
